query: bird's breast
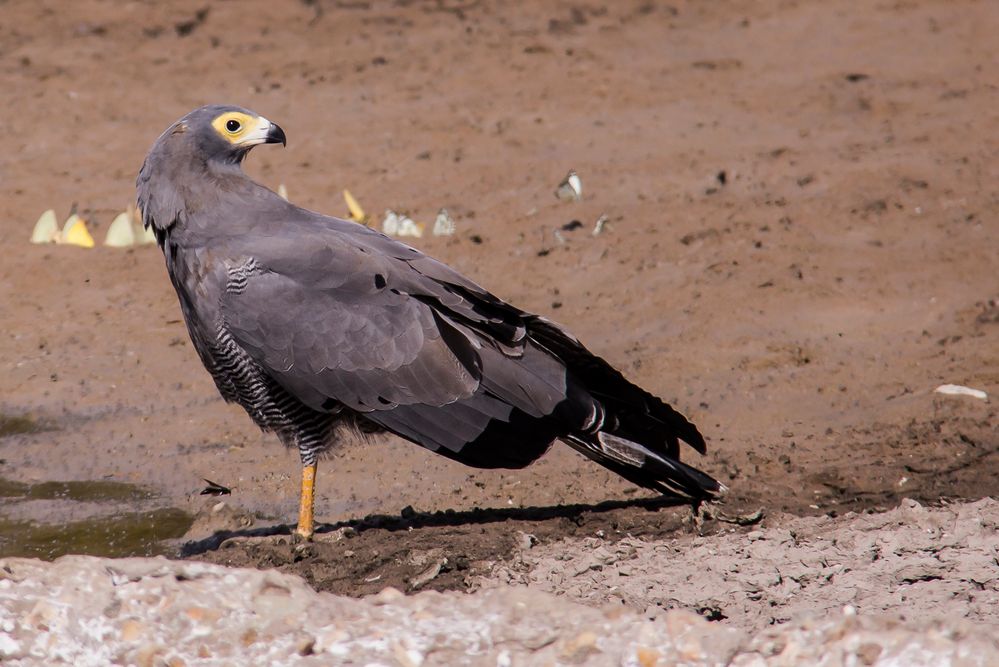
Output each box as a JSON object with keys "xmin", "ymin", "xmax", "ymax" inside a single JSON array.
[{"xmin": 163, "ymin": 243, "xmax": 227, "ymax": 325}]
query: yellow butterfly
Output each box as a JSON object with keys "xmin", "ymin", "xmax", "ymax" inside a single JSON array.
[
  {"xmin": 343, "ymin": 189, "xmax": 369, "ymax": 225},
  {"xmin": 60, "ymin": 213, "xmax": 95, "ymax": 248}
]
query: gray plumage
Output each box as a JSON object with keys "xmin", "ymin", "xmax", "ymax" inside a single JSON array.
[{"xmin": 137, "ymin": 105, "xmax": 721, "ymax": 504}]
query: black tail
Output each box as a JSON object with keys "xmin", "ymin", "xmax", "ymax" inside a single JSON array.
[
  {"xmin": 566, "ymin": 432, "xmax": 723, "ymax": 498},
  {"xmin": 529, "ymin": 317, "xmax": 723, "ymax": 499}
]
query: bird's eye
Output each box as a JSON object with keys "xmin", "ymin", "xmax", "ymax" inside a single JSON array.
[{"xmin": 225, "ymin": 119, "xmax": 241, "ymax": 133}]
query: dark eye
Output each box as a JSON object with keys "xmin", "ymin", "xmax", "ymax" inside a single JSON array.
[{"xmin": 225, "ymin": 119, "xmax": 241, "ymax": 133}]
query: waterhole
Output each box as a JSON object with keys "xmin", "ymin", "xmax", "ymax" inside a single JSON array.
[{"xmin": 0, "ymin": 478, "xmax": 193, "ymax": 560}]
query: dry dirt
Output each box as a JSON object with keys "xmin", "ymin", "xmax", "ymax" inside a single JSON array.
[
  {"xmin": 8, "ymin": 552, "xmax": 999, "ymax": 667},
  {"xmin": 0, "ymin": 0, "xmax": 997, "ymax": 644},
  {"xmin": 5, "ymin": 548, "xmax": 999, "ymax": 666}
]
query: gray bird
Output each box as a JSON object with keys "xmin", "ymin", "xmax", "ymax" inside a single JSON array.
[{"xmin": 137, "ymin": 105, "xmax": 722, "ymax": 539}]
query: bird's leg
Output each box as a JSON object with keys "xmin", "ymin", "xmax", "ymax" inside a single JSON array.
[{"xmin": 295, "ymin": 462, "xmax": 317, "ymax": 540}]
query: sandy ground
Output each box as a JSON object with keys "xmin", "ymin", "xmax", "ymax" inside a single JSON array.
[{"xmin": 0, "ymin": 0, "xmax": 997, "ymax": 640}]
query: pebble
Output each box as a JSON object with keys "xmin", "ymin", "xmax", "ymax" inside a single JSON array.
[
  {"xmin": 561, "ymin": 630, "xmax": 599, "ymax": 662},
  {"xmin": 373, "ymin": 586, "xmax": 405, "ymax": 604}
]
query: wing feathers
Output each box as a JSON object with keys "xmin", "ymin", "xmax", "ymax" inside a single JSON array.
[
  {"xmin": 214, "ymin": 217, "xmax": 715, "ymax": 497},
  {"xmin": 222, "ymin": 268, "xmax": 480, "ymax": 412}
]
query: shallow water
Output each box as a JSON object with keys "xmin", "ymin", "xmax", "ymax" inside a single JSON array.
[
  {"xmin": 0, "ymin": 477, "xmax": 193, "ymax": 560},
  {"xmin": 0, "ymin": 414, "xmax": 45, "ymax": 438}
]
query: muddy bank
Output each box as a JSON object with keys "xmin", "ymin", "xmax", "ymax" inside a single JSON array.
[
  {"xmin": 185, "ymin": 497, "xmax": 999, "ymax": 636},
  {"xmin": 484, "ymin": 497, "xmax": 999, "ymax": 635}
]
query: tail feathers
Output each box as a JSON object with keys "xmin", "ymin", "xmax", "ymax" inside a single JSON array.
[
  {"xmin": 604, "ymin": 403, "xmax": 705, "ymax": 459},
  {"xmin": 527, "ymin": 317, "xmax": 706, "ymax": 454},
  {"xmin": 568, "ymin": 432, "xmax": 723, "ymax": 499}
]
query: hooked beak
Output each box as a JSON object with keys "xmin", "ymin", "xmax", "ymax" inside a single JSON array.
[
  {"xmin": 242, "ymin": 116, "xmax": 286, "ymax": 147},
  {"xmin": 264, "ymin": 120, "xmax": 286, "ymax": 147}
]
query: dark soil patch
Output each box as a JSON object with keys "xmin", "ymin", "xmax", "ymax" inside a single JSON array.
[{"xmin": 186, "ymin": 496, "xmax": 695, "ymax": 596}]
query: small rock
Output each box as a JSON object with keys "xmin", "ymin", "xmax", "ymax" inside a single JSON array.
[
  {"xmin": 296, "ymin": 634, "xmax": 316, "ymax": 656},
  {"xmin": 393, "ymin": 639, "xmax": 424, "ymax": 667},
  {"xmin": 372, "ymin": 586, "xmax": 405, "ymax": 605},
  {"xmin": 409, "ymin": 558, "xmax": 447, "ymax": 590},
  {"xmin": 857, "ymin": 642, "xmax": 882, "ymax": 665},
  {"xmin": 184, "ymin": 606, "xmax": 220, "ymax": 625},
  {"xmin": 0, "ymin": 635, "xmax": 22, "ymax": 659},
  {"xmin": 120, "ymin": 618, "xmax": 145, "ymax": 642},
  {"xmin": 562, "ymin": 630, "xmax": 599, "ymax": 662},
  {"xmin": 636, "ymin": 646, "xmax": 661, "ymax": 667},
  {"xmin": 135, "ymin": 643, "xmax": 166, "ymax": 667}
]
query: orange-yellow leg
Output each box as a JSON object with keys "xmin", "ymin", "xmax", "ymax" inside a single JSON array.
[{"xmin": 295, "ymin": 462, "xmax": 317, "ymax": 540}]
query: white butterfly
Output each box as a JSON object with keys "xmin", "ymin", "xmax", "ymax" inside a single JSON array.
[
  {"xmin": 104, "ymin": 205, "xmax": 155, "ymax": 247},
  {"xmin": 382, "ymin": 210, "xmax": 424, "ymax": 238},
  {"xmin": 30, "ymin": 209, "xmax": 59, "ymax": 244},
  {"xmin": 592, "ymin": 213, "xmax": 609, "ymax": 236},
  {"xmin": 104, "ymin": 211, "xmax": 136, "ymax": 247},
  {"xmin": 432, "ymin": 208, "xmax": 456, "ymax": 237},
  {"xmin": 554, "ymin": 169, "xmax": 582, "ymax": 202}
]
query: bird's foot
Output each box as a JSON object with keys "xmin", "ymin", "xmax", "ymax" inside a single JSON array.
[{"xmin": 295, "ymin": 462, "xmax": 318, "ymax": 542}]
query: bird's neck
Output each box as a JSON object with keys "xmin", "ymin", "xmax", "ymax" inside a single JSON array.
[{"xmin": 143, "ymin": 155, "xmax": 254, "ymax": 226}]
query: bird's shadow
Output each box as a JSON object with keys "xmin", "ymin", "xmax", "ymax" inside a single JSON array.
[{"xmin": 179, "ymin": 495, "xmax": 693, "ymax": 557}]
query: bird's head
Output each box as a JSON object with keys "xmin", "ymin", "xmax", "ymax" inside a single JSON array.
[
  {"xmin": 137, "ymin": 105, "xmax": 286, "ymax": 233},
  {"xmin": 173, "ymin": 104, "xmax": 286, "ymax": 164}
]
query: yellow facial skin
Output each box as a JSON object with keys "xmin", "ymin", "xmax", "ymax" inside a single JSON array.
[{"xmin": 211, "ymin": 111, "xmax": 266, "ymax": 146}]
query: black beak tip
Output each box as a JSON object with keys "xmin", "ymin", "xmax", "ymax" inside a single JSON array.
[{"xmin": 267, "ymin": 123, "xmax": 287, "ymax": 147}]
